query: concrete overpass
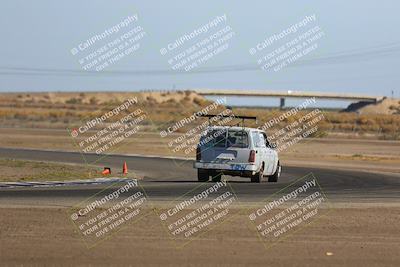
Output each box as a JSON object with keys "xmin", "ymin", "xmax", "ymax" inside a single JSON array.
[{"xmin": 194, "ymin": 89, "xmax": 384, "ymax": 109}]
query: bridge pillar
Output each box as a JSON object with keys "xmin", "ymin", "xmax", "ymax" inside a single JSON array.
[{"xmin": 280, "ymin": 97, "xmax": 285, "ymax": 109}]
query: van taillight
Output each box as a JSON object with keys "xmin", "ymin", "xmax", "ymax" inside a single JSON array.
[
  {"xmin": 196, "ymin": 146, "xmax": 201, "ymax": 161},
  {"xmin": 249, "ymin": 150, "xmax": 256, "ymax": 163}
]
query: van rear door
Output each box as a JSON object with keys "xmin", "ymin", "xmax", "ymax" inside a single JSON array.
[{"xmin": 200, "ymin": 129, "xmax": 250, "ymax": 165}]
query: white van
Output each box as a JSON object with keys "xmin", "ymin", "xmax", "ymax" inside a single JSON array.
[{"xmin": 194, "ymin": 125, "xmax": 281, "ymax": 183}]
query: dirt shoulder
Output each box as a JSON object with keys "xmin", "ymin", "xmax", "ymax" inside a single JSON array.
[
  {"xmin": 0, "ymin": 206, "xmax": 399, "ymax": 266},
  {"xmin": 0, "ymin": 158, "xmax": 101, "ymax": 182}
]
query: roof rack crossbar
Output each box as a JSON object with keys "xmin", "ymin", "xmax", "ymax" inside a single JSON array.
[
  {"xmin": 199, "ymin": 114, "xmax": 257, "ymax": 120},
  {"xmin": 199, "ymin": 114, "xmax": 257, "ymax": 126}
]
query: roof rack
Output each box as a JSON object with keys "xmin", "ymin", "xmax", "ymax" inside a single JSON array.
[{"xmin": 200, "ymin": 114, "xmax": 257, "ymax": 127}]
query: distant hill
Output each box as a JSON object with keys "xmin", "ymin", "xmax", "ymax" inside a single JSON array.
[
  {"xmin": 0, "ymin": 91, "xmax": 207, "ymax": 106},
  {"xmin": 343, "ymin": 98, "xmax": 400, "ymax": 115}
]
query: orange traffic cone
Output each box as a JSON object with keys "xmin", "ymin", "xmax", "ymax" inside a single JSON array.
[
  {"xmin": 122, "ymin": 162, "xmax": 128, "ymax": 175},
  {"xmin": 102, "ymin": 167, "xmax": 111, "ymax": 175}
]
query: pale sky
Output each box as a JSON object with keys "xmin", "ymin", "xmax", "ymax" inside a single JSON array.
[{"xmin": 0, "ymin": 0, "xmax": 399, "ymax": 100}]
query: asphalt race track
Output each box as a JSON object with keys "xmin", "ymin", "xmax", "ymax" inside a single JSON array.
[{"xmin": 0, "ymin": 147, "xmax": 399, "ymax": 204}]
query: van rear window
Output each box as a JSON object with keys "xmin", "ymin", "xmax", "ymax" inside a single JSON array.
[
  {"xmin": 227, "ymin": 130, "xmax": 248, "ymax": 148},
  {"xmin": 201, "ymin": 129, "xmax": 248, "ymax": 148}
]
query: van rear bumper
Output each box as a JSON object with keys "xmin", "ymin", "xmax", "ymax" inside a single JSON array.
[{"xmin": 194, "ymin": 161, "xmax": 258, "ymax": 176}]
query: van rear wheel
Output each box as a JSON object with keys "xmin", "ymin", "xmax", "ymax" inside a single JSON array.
[
  {"xmin": 251, "ymin": 166, "xmax": 264, "ymax": 183},
  {"xmin": 268, "ymin": 162, "xmax": 281, "ymax": 183},
  {"xmin": 197, "ymin": 169, "xmax": 209, "ymax": 182}
]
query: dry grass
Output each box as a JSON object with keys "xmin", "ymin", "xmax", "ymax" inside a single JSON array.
[
  {"xmin": 231, "ymin": 107, "xmax": 400, "ymax": 140},
  {"xmin": 0, "ymin": 158, "xmax": 99, "ymax": 182},
  {"xmin": 0, "ymin": 92, "xmax": 399, "ymax": 139}
]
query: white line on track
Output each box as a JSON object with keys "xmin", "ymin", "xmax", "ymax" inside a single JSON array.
[{"xmin": 0, "ymin": 177, "xmax": 134, "ymax": 189}]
